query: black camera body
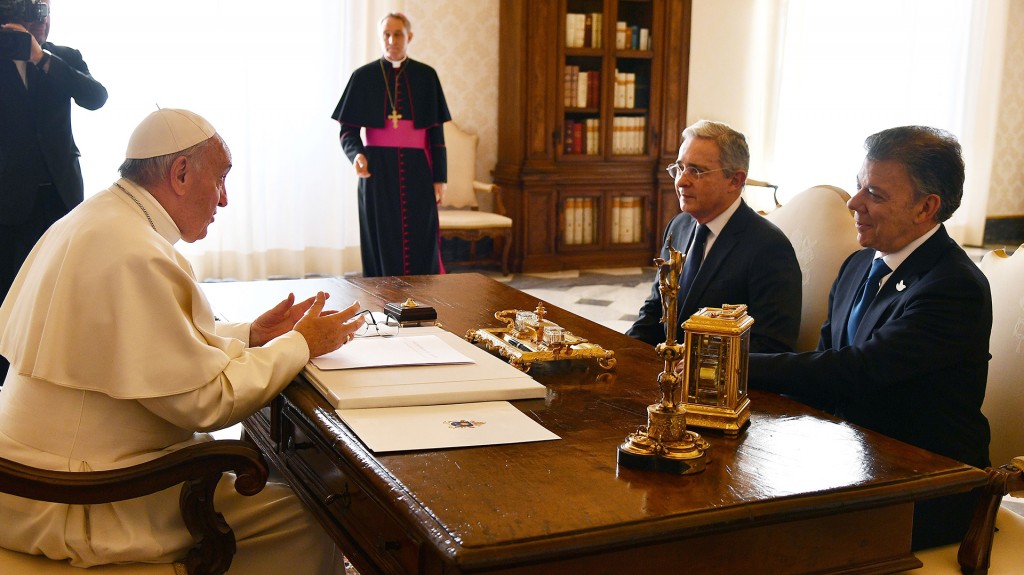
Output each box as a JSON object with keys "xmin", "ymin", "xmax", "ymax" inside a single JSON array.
[
  {"xmin": 0, "ymin": 0, "xmax": 49, "ymax": 24},
  {"xmin": 0, "ymin": 0, "xmax": 48, "ymax": 60}
]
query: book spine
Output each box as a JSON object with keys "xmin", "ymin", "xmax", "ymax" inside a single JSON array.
[
  {"xmin": 582, "ymin": 198, "xmax": 594, "ymax": 244},
  {"xmin": 611, "ymin": 196, "xmax": 622, "ymax": 243},
  {"xmin": 564, "ymin": 198, "xmax": 577, "ymax": 244},
  {"xmin": 577, "ymin": 71, "xmax": 588, "ymax": 108},
  {"xmin": 572, "ymin": 198, "xmax": 584, "ymax": 244},
  {"xmin": 619, "ymin": 197, "xmax": 634, "ymax": 243}
]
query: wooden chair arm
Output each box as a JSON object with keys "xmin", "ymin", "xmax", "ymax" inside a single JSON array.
[
  {"xmin": 473, "ymin": 180, "xmax": 506, "ymax": 215},
  {"xmin": 0, "ymin": 440, "xmax": 267, "ymax": 503},
  {"xmin": 957, "ymin": 456, "xmax": 1024, "ymax": 575},
  {"xmin": 0, "ymin": 439, "xmax": 268, "ymax": 575}
]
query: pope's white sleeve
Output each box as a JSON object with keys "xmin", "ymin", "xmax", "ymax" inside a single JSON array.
[
  {"xmin": 137, "ymin": 331, "xmax": 309, "ymax": 431},
  {"xmin": 214, "ymin": 321, "xmax": 251, "ymax": 345}
]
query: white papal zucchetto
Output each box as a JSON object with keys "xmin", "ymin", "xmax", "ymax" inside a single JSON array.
[{"xmin": 125, "ymin": 108, "xmax": 217, "ymax": 160}]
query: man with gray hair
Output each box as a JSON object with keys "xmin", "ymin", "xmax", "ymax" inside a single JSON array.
[
  {"xmin": 748, "ymin": 125, "xmax": 992, "ymax": 550},
  {"xmin": 627, "ymin": 120, "xmax": 802, "ymax": 353},
  {"xmin": 0, "ymin": 108, "xmax": 360, "ymax": 572}
]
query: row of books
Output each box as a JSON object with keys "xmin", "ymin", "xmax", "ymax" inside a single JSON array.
[
  {"xmin": 610, "ymin": 196, "xmax": 644, "ymax": 244},
  {"xmin": 562, "ymin": 197, "xmax": 645, "ymax": 245},
  {"xmin": 612, "ymin": 116, "xmax": 646, "ymax": 155},
  {"xmin": 565, "ymin": 13, "xmax": 651, "ymax": 51},
  {"xmin": 564, "ymin": 69, "xmax": 647, "ymax": 110},
  {"xmin": 565, "ymin": 13, "xmax": 603, "ymax": 49},
  {"xmin": 613, "ymin": 70, "xmax": 647, "ymax": 109},
  {"xmin": 615, "ymin": 22, "xmax": 651, "ymax": 51},
  {"xmin": 563, "ymin": 198, "xmax": 596, "ymax": 245},
  {"xmin": 563, "ymin": 118, "xmax": 600, "ymax": 155},
  {"xmin": 564, "ymin": 66, "xmax": 600, "ymax": 108}
]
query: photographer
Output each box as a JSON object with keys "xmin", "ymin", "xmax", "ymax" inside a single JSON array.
[{"xmin": 1, "ymin": 0, "xmax": 107, "ymax": 382}]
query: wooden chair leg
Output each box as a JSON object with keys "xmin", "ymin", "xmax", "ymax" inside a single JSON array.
[
  {"xmin": 957, "ymin": 461, "xmax": 1024, "ymax": 575},
  {"xmin": 500, "ymin": 232, "xmax": 511, "ymax": 276}
]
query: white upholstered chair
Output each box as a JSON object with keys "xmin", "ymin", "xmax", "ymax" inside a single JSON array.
[
  {"xmin": 979, "ymin": 246, "xmax": 1024, "ymax": 469},
  {"xmin": 439, "ymin": 122, "xmax": 512, "ymax": 275},
  {"xmin": 764, "ymin": 185, "xmax": 862, "ymax": 351},
  {"xmin": 0, "ymin": 440, "xmax": 268, "ymax": 575},
  {"xmin": 896, "ymin": 245, "xmax": 1024, "ymax": 574}
]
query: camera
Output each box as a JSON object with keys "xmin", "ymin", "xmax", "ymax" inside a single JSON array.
[{"xmin": 1, "ymin": 0, "xmax": 49, "ymax": 60}]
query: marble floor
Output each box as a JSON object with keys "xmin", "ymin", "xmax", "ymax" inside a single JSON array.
[{"xmin": 490, "ymin": 266, "xmax": 655, "ymax": 334}]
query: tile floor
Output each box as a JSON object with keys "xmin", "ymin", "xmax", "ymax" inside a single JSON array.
[{"xmin": 488, "ymin": 266, "xmax": 655, "ymax": 334}]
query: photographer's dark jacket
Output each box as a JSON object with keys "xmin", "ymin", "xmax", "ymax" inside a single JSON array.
[{"xmin": 1, "ymin": 41, "xmax": 107, "ymax": 225}]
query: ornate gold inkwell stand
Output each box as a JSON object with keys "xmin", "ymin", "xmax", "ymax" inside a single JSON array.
[{"xmin": 466, "ymin": 302, "xmax": 616, "ymax": 373}]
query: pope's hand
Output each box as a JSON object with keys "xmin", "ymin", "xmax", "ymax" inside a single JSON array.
[
  {"xmin": 249, "ymin": 293, "xmax": 317, "ymax": 347},
  {"xmin": 293, "ymin": 292, "xmax": 365, "ymax": 357}
]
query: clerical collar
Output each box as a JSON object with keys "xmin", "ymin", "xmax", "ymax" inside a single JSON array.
[{"xmin": 383, "ymin": 56, "xmax": 407, "ymax": 68}]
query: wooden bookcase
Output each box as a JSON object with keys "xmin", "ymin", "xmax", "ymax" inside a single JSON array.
[{"xmin": 494, "ymin": 0, "xmax": 692, "ymax": 272}]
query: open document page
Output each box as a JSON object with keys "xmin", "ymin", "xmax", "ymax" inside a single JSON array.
[{"xmin": 336, "ymin": 401, "xmax": 560, "ymax": 453}]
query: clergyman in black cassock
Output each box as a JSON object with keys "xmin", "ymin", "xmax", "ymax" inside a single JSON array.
[{"xmin": 331, "ymin": 14, "xmax": 451, "ymax": 277}]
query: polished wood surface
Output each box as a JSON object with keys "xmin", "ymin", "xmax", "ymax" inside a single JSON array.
[{"xmin": 234, "ymin": 273, "xmax": 985, "ymax": 575}]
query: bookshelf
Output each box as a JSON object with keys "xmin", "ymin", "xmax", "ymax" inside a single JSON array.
[{"xmin": 495, "ymin": 0, "xmax": 693, "ymax": 272}]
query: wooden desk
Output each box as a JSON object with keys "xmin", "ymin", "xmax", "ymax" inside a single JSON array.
[{"xmin": 223, "ymin": 273, "xmax": 984, "ymax": 575}]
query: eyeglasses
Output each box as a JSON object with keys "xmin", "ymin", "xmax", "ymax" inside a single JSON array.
[
  {"xmin": 666, "ymin": 162, "xmax": 729, "ymax": 181},
  {"xmin": 354, "ymin": 310, "xmax": 401, "ymax": 338}
]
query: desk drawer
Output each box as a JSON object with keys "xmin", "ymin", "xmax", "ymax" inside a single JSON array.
[{"xmin": 280, "ymin": 405, "xmax": 421, "ymax": 574}]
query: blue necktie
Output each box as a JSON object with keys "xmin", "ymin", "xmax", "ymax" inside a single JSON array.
[
  {"xmin": 679, "ymin": 224, "xmax": 710, "ymax": 297},
  {"xmin": 846, "ymin": 258, "xmax": 892, "ymax": 344}
]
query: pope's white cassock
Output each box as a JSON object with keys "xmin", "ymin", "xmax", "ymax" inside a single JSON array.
[{"xmin": 0, "ymin": 178, "xmax": 343, "ymax": 573}]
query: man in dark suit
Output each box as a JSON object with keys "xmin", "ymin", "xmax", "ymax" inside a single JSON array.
[
  {"xmin": 748, "ymin": 126, "xmax": 992, "ymax": 550},
  {"xmin": 627, "ymin": 120, "xmax": 801, "ymax": 353},
  {"xmin": 1, "ymin": 0, "xmax": 107, "ymax": 381}
]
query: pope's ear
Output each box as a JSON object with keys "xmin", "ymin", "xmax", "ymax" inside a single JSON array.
[{"xmin": 169, "ymin": 155, "xmax": 189, "ymax": 196}]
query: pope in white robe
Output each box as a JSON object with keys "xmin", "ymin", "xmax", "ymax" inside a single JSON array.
[{"xmin": 0, "ymin": 109, "xmax": 362, "ymax": 573}]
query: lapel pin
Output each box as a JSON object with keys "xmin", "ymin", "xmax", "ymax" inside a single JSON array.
[{"xmin": 896, "ymin": 280, "xmax": 906, "ymax": 292}]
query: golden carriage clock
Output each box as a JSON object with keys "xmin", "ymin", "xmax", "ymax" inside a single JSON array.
[{"xmin": 679, "ymin": 304, "xmax": 753, "ymax": 436}]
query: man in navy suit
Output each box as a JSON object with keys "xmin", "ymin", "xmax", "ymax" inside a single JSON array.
[
  {"xmin": 1, "ymin": 0, "xmax": 107, "ymax": 381},
  {"xmin": 749, "ymin": 126, "xmax": 992, "ymax": 550},
  {"xmin": 627, "ymin": 120, "xmax": 802, "ymax": 353}
]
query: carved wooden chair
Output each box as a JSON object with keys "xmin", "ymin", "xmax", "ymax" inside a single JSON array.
[
  {"xmin": 439, "ymin": 122, "xmax": 512, "ymax": 275},
  {"xmin": 764, "ymin": 185, "xmax": 862, "ymax": 351},
  {"xmin": 902, "ymin": 457, "xmax": 1024, "ymax": 575},
  {"xmin": 0, "ymin": 440, "xmax": 268, "ymax": 575}
]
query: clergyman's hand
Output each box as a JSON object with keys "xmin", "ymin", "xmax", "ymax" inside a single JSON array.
[
  {"xmin": 293, "ymin": 292, "xmax": 365, "ymax": 357},
  {"xmin": 249, "ymin": 293, "xmax": 318, "ymax": 347},
  {"xmin": 354, "ymin": 154, "xmax": 371, "ymax": 178}
]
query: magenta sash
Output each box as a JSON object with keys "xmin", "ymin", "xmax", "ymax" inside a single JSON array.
[{"xmin": 365, "ymin": 120, "xmax": 428, "ymax": 149}]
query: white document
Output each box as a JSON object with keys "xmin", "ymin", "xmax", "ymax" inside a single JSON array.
[
  {"xmin": 304, "ymin": 327, "xmax": 547, "ymax": 409},
  {"xmin": 310, "ymin": 335, "xmax": 474, "ymax": 370},
  {"xmin": 336, "ymin": 401, "xmax": 560, "ymax": 453}
]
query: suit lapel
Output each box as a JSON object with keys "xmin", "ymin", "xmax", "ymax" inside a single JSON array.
[
  {"xmin": 849, "ymin": 226, "xmax": 955, "ymax": 344},
  {"xmin": 678, "ymin": 203, "xmax": 750, "ymax": 314}
]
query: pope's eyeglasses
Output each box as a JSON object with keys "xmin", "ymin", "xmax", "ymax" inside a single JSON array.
[{"xmin": 353, "ymin": 310, "xmax": 401, "ymax": 338}]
